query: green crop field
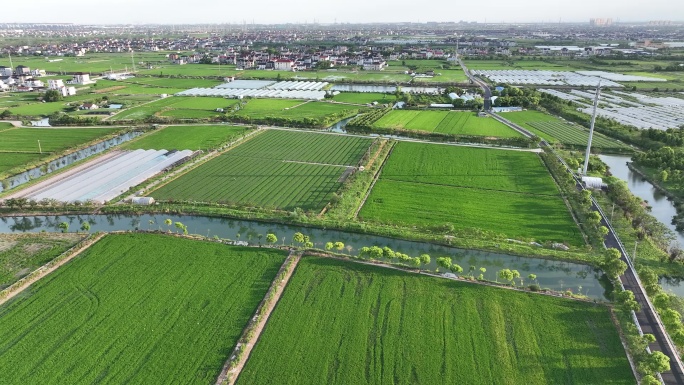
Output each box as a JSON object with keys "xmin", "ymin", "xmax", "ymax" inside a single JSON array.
[
  {"xmin": 0, "ymin": 233, "xmax": 286, "ymax": 385},
  {"xmin": 0, "ymin": 127, "xmax": 118, "ymax": 176},
  {"xmin": 231, "ymin": 99, "xmax": 357, "ymax": 123},
  {"xmin": 412, "ymin": 69, "xmax": 469, "ymax": 83},
  {"xmin": 150, "ymin": 130, "xmax": 372, "ymax": 210},
  {"xmin": 371, "ymin": 110, "xmax": 521, "ymax": 138},
  {"xmin": 122, "ymin": 125, "xmax": 248, "ymax": 151},
  {"xmin": 464, "ymin": 60, "xmax": 581, "ymax": 71},
  {"xmin": 360, "ymin": 142, "xmax": 582, "ymax": 245},
  {"xmin": 503, "ymin": 110, "xmax": 630, "ymax": 150},
  {"xmin": 0, "ymin": 233, "xmax": 83, "ymax": 289},
  {"xmin": 110, "ymin": 96, "xmax": 238, "ymax": 121},
  {"xmin": 333, "ymin": 92, "xmax": 396, "ymax": 105},
  {"xmin": 237, "ymin": 257, "xmax": 633, "ymax": 385}
]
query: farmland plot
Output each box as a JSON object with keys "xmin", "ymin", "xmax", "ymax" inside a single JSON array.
[
  {"xmin": 372, "ymin": 110, "xmax": 520, "ymax": 137},
  {"xmin": 503, "ymin": 110, "xmax": 629, "ymax": 150},
  {"xmin": 0, "ymin": 127, "xmax": 119, "ymax": 177},
  {"xmin": 122, "ymin": 125, "xmax": 248, "ymax": 151},
  {"xmin": 359, "ymin": 142, "xmax": 582, "ymax": 245},
  {"xmin": 151, "ymin": 130, "xmax": 372, "ymax": 210},
  {"xmin": 237, "ymin": 257, "xmax": 634, "ymax": 385},
  {"xmin": 0, "ymin": 233, "xmax": 286, "ymax": 385}
]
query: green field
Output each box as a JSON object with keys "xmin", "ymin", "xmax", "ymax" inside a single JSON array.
[
  {"xmin": 0, "ymin": 233, "xmax": 83, "ymax": 289},
  {"xmin": 231, "ymin": 99, "xmax": 357, "ymax": 125},
  {"xmin": 360, "ymin": 142, "xmax": 582, "ymax": 245},
  {"xmin": 237, "ymin": 257, "xmax": 633, "ymax": 385},
  {"xmin": 0, "ymin": 233, "xmax": 286, "ymax": 385},
  {"xmin": 0, "ymin": 127, "xmax": 119, "ymax": 176},
  {"xmin": 122, "ymin": 125, "xmax": 248, "ymax": 151},
  {"xmin": 333, "ymin": 92, "xmax": 396, "ymax": 105},
  {"xmin": 110, "ymin": 96, "xmax": 238, "ymax": 121},
  {"xmin": 503, "ymin": 110, "xmax": 630, "ymax": 150},
  {"xmin": 372, "ymin": 110, "xmax": 521, "ymax": 138},
  {"xmin": 464, "ymin": 60, "xmax": 582, "ymax": 71},
  {"xmin": 412, "ymin": 69, "xmax": 469, "ymax": 83},
  {"xmin": 150, "ymin": 130, "xmax": 372, "ymax": 210}
]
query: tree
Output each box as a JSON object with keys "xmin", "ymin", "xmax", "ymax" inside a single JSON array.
[
  {"xmin": 478, "ymin": 267, "xmax": 486, "ymax": 280},
  {"xmin": 528, "ymin": 273, "xmax": 537, "ymax": 283},
  {"xmin": 498, "ymin": 269, "xmax": 514, "ymax": 284},
  {"xmin": 369, "ymin": 246, "xmax": 384, "ymax": 259},
  {"xmin": 449, "ymin": 263, "xmax": 463, "ymax": 275},
  {"xmin": 653, "ymin": 293, "xmax": 671, "ymax": 311},
  {"xmin": 174, "ymin": 221, "xmax": 187, "ymax": 235},
  {"xmin": 325, "ymin": 242, "xmax": 334, "ymax": 250},
  {"xmin": 382, "ymin": 247, "xmax": 395, "ymax": 259},
  {"xmin": 80, "ymin": 221, "xmax": 91, "ymax": 233},
  {"xmin": 165, "ymin": 218, "xmax": 172, "ymax": 232},
  {"xmin": 58, "ymin": 222, "xmax": 69, "ymax": 233},
  {"xmin": 293, "ymin": 232, "xmax": 305, "ymax": 245},
  {"xmin": 266, "ymin": 233, "xmax": 277, "ymax": 244},
  {"xmin": 661, "ymin": 308, "xmax": 681, "ymax": 328},
  {"xmin": 641, "ymin": 375, "xmax": 660, "ymax": 385},
  {"xmin": 660, "ymin": 169, "xmax": 669, "ymax": 182},
  {"xmin": 419, "ymin": 254, "xmax": 430, "ymax": 266},
  {"xmin": 411, "ymin": 257, "xmax": 422, "ymax": 269},
  {"xmin": 334, "ymin": 242, "xmax": 344, "ymax": 251},
  {"xmin": 436, "ymin": 257, "xmax": 452, "ymax": 271},
  {"xmin": 0, "ymin": 109, "xmax": 11, "ymax": 119},
  {"xmin": 44, "ymin": 89, "xmax": 62, "ymax": 102},
  {"xmin": 645, "ymin": 351, "xmax": 670, "ymax": 374}
]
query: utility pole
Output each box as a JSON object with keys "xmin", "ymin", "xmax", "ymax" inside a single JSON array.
[
  {"xmin": 633, "ymin": 240, "xmax": 638, "ymax": 263},
  {"xmin": 38, "ymin": 140, "xmax": 42, "ymax": 154},
  {"xmin": 582, "ymin": 81, "xmax": 602, "ymax": 176}
]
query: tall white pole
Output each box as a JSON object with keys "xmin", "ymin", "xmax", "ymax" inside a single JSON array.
[
  {"xmin": 582, "ymin": 81, "xmax": 602, "ymax": 176},
  {"xmin": 38, "ymin": 140, "xmax": 42, "ymax": 154}
]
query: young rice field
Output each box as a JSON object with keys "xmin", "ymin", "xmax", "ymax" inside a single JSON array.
[
  {"xmin": 372, "ymin": 110, "xmax": 520, "ymax": 138},
  {"xmin": 0, "ymin": 233, "xmax": 286, "ymax": 385},
  {"xmin": 359, "ymin": 142, "xmax": 583, "ymax": 245},
  {"xmin": 237, "ymin": 257, "xmax": 633, "ymax": 385}
]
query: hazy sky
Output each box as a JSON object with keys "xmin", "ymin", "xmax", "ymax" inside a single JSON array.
[{"xmin": 3, "ymin": 0, "xmax": 682, "ymax": 24}]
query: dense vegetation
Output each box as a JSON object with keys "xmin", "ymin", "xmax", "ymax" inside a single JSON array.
[
  {"xmin": 237, "ymin": 256, "xmax": 634, "ymax": 385},
  {"xmin": 0, "ymin": 233, "xmax": 286, "ymax": 385}
]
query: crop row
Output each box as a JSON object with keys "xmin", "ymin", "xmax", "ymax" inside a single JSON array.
[
  {"xmin": 237, "ymin": 256, "xmax": 632, "ymax": 385},
  {"xmin": 152, "ymin": 157, "xmax": 345, "ymax": 210},
  {"xmin": 226, "ymin": 130, "xmax": 372, "ymax": 166},
  {"xmin": 0, "ymin": 233, "xmax": 287, "ymax": 385},
  {"xmin": 528, "ymin": 121, "xmax": 628, "ymax": 149}
]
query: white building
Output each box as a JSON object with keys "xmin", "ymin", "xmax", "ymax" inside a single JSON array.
[
  {"xmin": 273, "ymin": 59, "xmax": 294, "ymax": 71},
  {"xmin": 48, "ymin": 79, "xmax": 65, "ymax": 89},
  {"xmin": 68, "ymin": 73, "xmax": 95, "ymax": 85},
  {"xmin": 0, "ymin": 66, "xmax": 13, "ymax": 77}
]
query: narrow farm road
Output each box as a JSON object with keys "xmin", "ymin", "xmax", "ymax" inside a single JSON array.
[{"xmin": 217, "ymin": 250, "xmax": 302, "ymax": 385}]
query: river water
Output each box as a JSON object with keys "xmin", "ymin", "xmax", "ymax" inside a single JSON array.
[
  {"xmin": 0, "ymin": 214, "xmax": 610, "ymax": 299},
  {"xmin": 599, "ymin": 155, "xmax": 684, "ymax": 295}
]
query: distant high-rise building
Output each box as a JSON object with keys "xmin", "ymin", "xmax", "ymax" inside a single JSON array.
[{"xmin": 590, "ymin": 18, "xmax": 613, "ymax": 27}]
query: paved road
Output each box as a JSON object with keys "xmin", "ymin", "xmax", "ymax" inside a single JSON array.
[
  {"xmin": 457, "ymin": 58, "xmax": 491, "ymax": 110},
  {"xmin": 476, "ymin": 100, "xmax": 684, "ymax": 383}
]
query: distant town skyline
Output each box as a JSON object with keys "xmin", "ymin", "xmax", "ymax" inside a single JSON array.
[{"xmin": 2, "ymin": 0, "xmax": 683, "ymax": 25}]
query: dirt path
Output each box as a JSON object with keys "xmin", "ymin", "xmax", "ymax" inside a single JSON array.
[
  {"xmin": 365, "ymin": 139, "xmax": 387, "ymax": 170},
  {"xmin": 216, "ymin": 250, "xmax": 301, "ymax": 385},
  {"xmin": 0, "ymin": 233, "xmax": 105, "ymax": 306}
]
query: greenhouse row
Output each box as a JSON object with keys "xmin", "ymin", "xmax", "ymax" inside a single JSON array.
[
  {"xmin": 176, "ymin": 88, "xmax": 326, "ymax": 100},
  {"xmin": 575, "ymin": 71, "xmax": 666, "ymax": 83},
  {"xmin": 474, "ymin": 70, "xmax": 623, "ymax": 87},
  {"xmin": 265, "ymin": 81, "xmax": 328, "ymax": 90},
  {"xmin": 20, "ymin": 149, "xmax": 193, "ymax": 204}
]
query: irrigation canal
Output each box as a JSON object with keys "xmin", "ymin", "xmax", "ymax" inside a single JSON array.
[{"xmin": 0, "ymin": 213, "xmax": 608, "ymax": 299}]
